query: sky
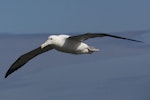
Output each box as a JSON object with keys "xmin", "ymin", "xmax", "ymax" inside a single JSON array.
[{"xmin": 0, "ymin": 0, "xmax": 150, "ymax": 34}]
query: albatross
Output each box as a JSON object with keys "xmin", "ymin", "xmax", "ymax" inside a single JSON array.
[{"xmin": 5, "ymin": 33, "xmax": 143, "ymax": 78}]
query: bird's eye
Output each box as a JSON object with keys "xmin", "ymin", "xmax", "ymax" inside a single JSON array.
[{"xmin": 50, "ymin": 38, "xmax": 53, "ymax": 40}]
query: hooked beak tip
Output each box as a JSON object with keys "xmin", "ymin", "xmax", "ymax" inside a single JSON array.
[
  {"xmin": 41, "ymin": 43, "xmax": 47, "ymax": 48},
  {"xmin": 41, "ymin": 45, "xmax": 44, "ymax": 49}
]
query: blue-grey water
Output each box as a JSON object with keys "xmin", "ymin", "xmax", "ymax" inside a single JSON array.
[{"xmin": 0, "ymin": 32, "xmax": 150, "ymax": 100}]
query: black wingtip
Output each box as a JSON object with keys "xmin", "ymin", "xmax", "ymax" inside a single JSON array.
[
  {"xmin": 4, "ymin": 64, "xmax": 20, "ymax": 78},
  {"xmin": 5, "ymin": 67, "xmax": 14, "ymax": 78},
  {"xmin": 5, "ymin": 74, "xmax": 8, "ymax": 78},
  {"xmin": 133, "ymin": 39, "xmax": 144, "ymax": 43},
  {"xmin": 5, "ymin": 74, "xmax": 9, "ymax": 78},
  {"xmin": 5, "ymin": 70, "xmax": 12, "ymax": 78},
  {"xmin": 132, "ymin": 40, "xmax": 144, "ymax": 43},
  {"xmin": 105, "ymin": 34, "xmax": 144, "ymax": 43}
]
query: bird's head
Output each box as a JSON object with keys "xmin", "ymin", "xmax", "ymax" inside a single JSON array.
[
  {"xmin": 41, "ymin": 35, "xmax": 57, "ymax": 48},
  {"xmin": 41, "ymin": 34, "xmax": 70, "ymax": 48}
]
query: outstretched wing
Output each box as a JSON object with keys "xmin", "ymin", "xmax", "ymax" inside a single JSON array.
[
  {"xmin": 5, "ymin": 45, "xmax": 53, "ymax": 78},
  {"xmin": 69, "ymin": 33, "xmax": 143, "ymax": 43}
]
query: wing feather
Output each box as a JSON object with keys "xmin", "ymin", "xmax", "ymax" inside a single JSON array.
[
  {"xmin": 5, "ymin": 45, "xmax": 53, "ymax": 78},
  {"xmin": 69, "ymin": 33, "xmax": 143, "ymax": 43}
]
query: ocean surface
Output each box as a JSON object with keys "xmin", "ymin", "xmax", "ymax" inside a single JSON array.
[{"xmin": 0, "ymin": 31, "xmax": 150, "ymax": 100}]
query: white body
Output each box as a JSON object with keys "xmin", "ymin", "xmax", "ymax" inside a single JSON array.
[{"xmin": 41, "ymin": 35, "xmax": 99, "ymax": 54}]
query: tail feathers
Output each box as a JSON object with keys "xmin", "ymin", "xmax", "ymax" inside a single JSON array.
[{"xmin": 89, "ymin": 46, "xmax": 100, "ymax": 52}]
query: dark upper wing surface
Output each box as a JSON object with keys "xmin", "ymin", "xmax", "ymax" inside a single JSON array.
[
  {"xmin": 68, "ymin": 33, "xmax": 143, "ymax": 43},
  {"xmin": 5, "ymin": 45, "xmax": 53, "ymax": 78}
]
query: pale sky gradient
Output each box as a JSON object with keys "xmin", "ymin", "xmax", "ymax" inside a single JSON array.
[{"xmin": 0, "ymin": 0, "xmax": 150, "ymax": 34}]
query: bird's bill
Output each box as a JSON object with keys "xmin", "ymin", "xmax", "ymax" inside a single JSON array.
[{"xmin": 41, "ymin": 41, "xmax": 49, "ymax": 48}]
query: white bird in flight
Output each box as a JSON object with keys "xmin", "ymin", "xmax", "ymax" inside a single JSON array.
[{"xmin": 5, "ymin": 33, "xmax": 143, "ymax": 78}]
